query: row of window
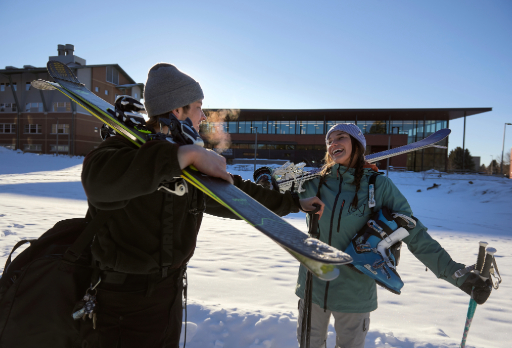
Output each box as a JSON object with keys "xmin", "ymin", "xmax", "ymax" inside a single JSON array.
[
  {"xmin": 0, "ymin": 102, "xmax": 73, "ymax": 112},
  {"xmin": 202, "ymin": 119, "xmax": 448, "ymax": 137},
  {"xmin": 0, "ymin": 123, "xmax": 69, "ymax": 134},
  {"xmin": 228, "ymin": 143, "xmax": 326, "ymax": 150},
  {"xmin": 0, "ymin": 144, "xmax": 69, "ymax": 152},
  {"xmin": 0, "ymin": 82, "xmax": 36, "ymax": 92}
]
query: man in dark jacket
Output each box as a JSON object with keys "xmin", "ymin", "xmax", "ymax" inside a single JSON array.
[{"xmin": 80, "ymin": 63, "xmax": 324, "ymax": 347}]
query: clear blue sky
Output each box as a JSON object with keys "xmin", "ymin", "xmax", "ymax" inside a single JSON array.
[{"xmin": 2, "ymin": 0, "xmax": 511, "ymax": 165}]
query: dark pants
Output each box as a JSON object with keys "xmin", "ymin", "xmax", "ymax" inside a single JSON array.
[{"xmin": 80, "ymin": 270, "xmax": 184, "ymax": 348}]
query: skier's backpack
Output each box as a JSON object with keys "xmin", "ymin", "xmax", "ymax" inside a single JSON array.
[{"xmin": 0, "ymin": 211, "xmax": 111, "ymax": 348}]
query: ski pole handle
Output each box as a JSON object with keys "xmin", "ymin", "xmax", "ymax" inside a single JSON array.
[
  {"xmin": 481, "ymin": 247, "xmax": 496, "ymax": 279},
  {"xmin": 307, "ymin": 204, "xmax": 321, "ymax": 239},
  {"xmin": 476, "ymin": 241, "xmax": 488, "ymax": 274}
]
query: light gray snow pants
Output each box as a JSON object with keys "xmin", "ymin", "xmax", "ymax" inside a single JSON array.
[{"xmin": 297, "ymin": 299, "xmax": 370, "ymax": 348}]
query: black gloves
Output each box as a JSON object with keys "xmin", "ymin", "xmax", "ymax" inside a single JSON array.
[
  {"xmin": 460, "ymin": 273, "xmax": 492, "ymax": 305},
  {"xmin": 254, "ymin": 167, "xmax": 280, "ymax": 192}
]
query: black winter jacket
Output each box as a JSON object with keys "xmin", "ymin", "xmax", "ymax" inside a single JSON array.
[{"xmin": 82, "ymin": 136, "xmax": 299, "ymax": 274}]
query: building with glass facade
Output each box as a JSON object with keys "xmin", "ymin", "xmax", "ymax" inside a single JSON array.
[{"xmin": 203, "ymin": 108, "xmax": 491, "ymax": 171}]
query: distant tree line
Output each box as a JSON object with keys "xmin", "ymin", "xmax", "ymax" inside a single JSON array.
[{"xmin": 448, "ymin": 147, "xmax": 510, "ymax": 177}]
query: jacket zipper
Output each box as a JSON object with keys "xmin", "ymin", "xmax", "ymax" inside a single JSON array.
[
  {"xmin": 336, "ymin": 200, "xmax": 345, "ymax": 233},
  {"xmin": 324, "ymin": 167, "xmax": 344, "ymax": 311}
]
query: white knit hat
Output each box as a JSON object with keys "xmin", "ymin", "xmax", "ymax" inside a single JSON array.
[{"xmin": 325, "ymin": 123, "xmax": 366, "ymax": 149}]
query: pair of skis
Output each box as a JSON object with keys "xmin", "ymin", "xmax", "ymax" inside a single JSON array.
[{"xmin": 33, "ymin": 61, "xmax": 353, "ymax": 281}]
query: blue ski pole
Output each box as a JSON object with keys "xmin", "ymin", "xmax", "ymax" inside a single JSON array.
[{"xmin": 460, "ymin": 244, "xmax": 495, "ymax": 348}]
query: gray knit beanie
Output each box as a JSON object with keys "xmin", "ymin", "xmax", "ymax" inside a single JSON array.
[
  {"xmin": 144, "ymin": 63, "xmax": 204, "ymax": 117},
  {"xmin": 326, "ymin": 123, "xmax": 366, "ymax": 149}
]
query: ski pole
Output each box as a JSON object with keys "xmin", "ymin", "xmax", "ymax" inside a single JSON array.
[
  {"xmin": 300, "ymin": 204, "xmax": 320, "ymax": 348},
  {"xmin": 460, "ymin": 244, "xmax": 495, "ymax": 348}
]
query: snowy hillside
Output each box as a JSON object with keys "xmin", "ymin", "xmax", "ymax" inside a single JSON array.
[{"xmin": 0, "ymin": 148, "xmax": 510, "ymax": 348}]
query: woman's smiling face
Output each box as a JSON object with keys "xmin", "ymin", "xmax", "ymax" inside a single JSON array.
[{"xmin": 327, "ymin": 131, "xmax": 353, "ymax": 166}]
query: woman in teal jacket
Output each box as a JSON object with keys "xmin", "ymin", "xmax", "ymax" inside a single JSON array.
[{"xmin": 295, "ymin": 124, "xmax": 489, "ymax": 348}]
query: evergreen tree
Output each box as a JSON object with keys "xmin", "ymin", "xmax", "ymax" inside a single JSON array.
[{"xmin": 448, "ymin": 147, "xmax": 475, "ymax": 171}]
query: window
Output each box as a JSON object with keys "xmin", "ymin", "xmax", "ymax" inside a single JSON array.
[
  {"xmin": 0, "ymin": 83, "xmax": 4, "ymax": 92},
  {"xmin": 106, "ymin": 66, "xmax": 119, "ymax": 84},
  {"xmin": 24, "ymin": 124, "xmax": 43, "ymax": 134},
  {"xmin": 297, "ymin": 120, "xmax": 324, "ymax": 134},
  {"xmin": 105, "ymin": 90, "xmax": 109, "ymax": 96},
  {"xmin": 0, "ymin": 124, "xmax": 16, "ymax": 134},
  {"xmin": 11, "ymin": 83, "xmax": 17, "ymax": 91},
  {"xmin": 134, "ymin": 93, "xmax": 138, "ymax": 99},
  {"xmin": 1, "ymin": 103, "xmax": 17, "ymax": 112},
  {"xmin": 366, "ymin": 121, "xmax": 386, "ymax": 134},
  {"xmin": 26, "ymin": 82, "xmax": 31, "ymax": 91},
  {"xmin": 238, "ymin": 121, "xmax": 252, "ymax": 134},
  {"xmin": 23, "ymin": 144, "xmax": 42, "ymax": 152},
  {"xmin": 0, "ymin": 144, "xmax": 15, "ymax": 150},
  {"xmin": 95, "ymin": 87, "xmax": 99, "ymax": 92},
  {"xmin": 25, "ymin": 103, "xmax": 44, "ymax": 112},
  {"xmin": 50, "ymin": 145, "xmax": 69, "ymax": 152},
  {"xmin": 268, "ymin": 120, "xmax": 295, "ymax": 135},
  {"xmin": 227, "ymin": 120, "xmax": 238, "ymax": 133},
  {"xmin": 252, "ymin": 121, "xmax": 266, "ymax": 133},
  {"xmin": 51, "ymin": 124, "xmax": 70, "ymax": 134},
  {"xmin": 52, "ymin": 102, "xmax": 71, "ymax": 112}
]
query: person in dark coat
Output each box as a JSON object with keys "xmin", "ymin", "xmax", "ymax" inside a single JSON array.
[{"xmin": 80, "ymin": 63, "xmax": 324, "ymax": 348}]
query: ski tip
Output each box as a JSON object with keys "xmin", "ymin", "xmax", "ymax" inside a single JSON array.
[{"xmin": 31, "ymin": 80, "xmax": 56, "ymax": 91}]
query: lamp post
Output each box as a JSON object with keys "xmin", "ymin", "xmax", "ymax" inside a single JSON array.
[
  {"xmin": 253, "ymin": 126, "xmax": 258, "ymax": 172},
  {"xmin": 501, "ymin": 123, "xmax": 512, "ymax": 175}
]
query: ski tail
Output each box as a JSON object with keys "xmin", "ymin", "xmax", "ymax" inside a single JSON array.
[{"xmin": 365, "ymin": 128, "xmax": 451, "ymax": 164}]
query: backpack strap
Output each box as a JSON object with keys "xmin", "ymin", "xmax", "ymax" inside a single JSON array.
[
  {"xmin": 3, "ymin": 240, "xmax": 33, "ymax": 271},
  {"xmin": 368, "ymin": 173, "xmax": 379, "ymax": 214},
  {"xmin": 63, "ymin": 210, "xmax": 114, "ymax": 262}
]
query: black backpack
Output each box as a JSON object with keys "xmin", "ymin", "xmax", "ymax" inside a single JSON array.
[{"xmin": 0, "ymin": 211, "xmax": 111, "ymax": 348}]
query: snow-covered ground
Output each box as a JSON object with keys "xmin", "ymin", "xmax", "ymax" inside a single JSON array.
[{"xmin": 0, "ymin": 147, "xmax": 510, "ymax": 348}]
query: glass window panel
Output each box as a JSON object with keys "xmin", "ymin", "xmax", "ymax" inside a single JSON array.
[
  {"xmin": 252, "ymin": 121, "xmax": 264, "ymax": 133},
  {"xmin": 238, "ymin": 121, "xmax": 246, "ymax": 133},
  {"xmin": 26, "ymin": 82, "xmax": 31, "ymax": 91},
  {"xmin": 402, "ymin": 121, "xmax": 415, "ymax": 137},
  {"xmin": 228, "ymin": 121, "xmax": 237, "ymax": 133},
  {"xmin": 356, "ymin": 121, "xmax": 366, "ymax": 134},
  {"xmin": 367, "ymin": 120, "xmax": 386, "ymax": 134},
  {"xmin": 267, "ymin": 121, "xmax": 276, "ymax": 134}
]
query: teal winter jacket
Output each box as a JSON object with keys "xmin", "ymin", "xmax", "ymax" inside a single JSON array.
[{"xmin": 295, "ymin": 164, "xmax": 467, "ymax": 313}]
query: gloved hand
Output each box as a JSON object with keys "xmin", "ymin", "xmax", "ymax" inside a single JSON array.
[
  {"xmin": 254, "ymin": 167, "xmax": 279, "ymax": 192},
  {"xmin": 460, "ymin": 273, "xmax": 492, "ymax": 305}
]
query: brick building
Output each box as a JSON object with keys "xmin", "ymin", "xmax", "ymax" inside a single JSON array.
[{"xmin": 0, "ymin": 44, "xmax": 143, "ymax": 156}]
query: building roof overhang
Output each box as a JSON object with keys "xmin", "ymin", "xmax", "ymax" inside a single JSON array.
[{"xmin": 208, "ymin": 107, "xmax": 492, "ymax": 121}]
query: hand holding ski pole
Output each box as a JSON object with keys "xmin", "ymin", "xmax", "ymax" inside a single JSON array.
[
  {"xmin": 458, "ymin": 243, "xmax": 501, "ymax": 348},
  {"xmin": 299, "ymin": 197, "xmax": 325, "ymax": 220},
  {"xmin": 178, "ymin": 145, "xmax": 233, "ymax": 184}
]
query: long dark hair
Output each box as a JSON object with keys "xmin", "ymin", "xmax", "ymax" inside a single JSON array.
[{"xmin": 320, "ymin": 135, "xmax": 365, "ymax": 208}]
